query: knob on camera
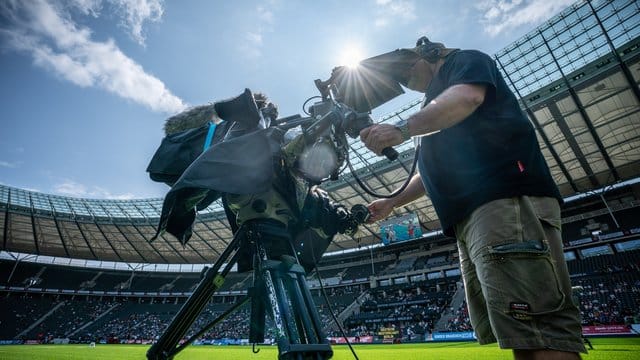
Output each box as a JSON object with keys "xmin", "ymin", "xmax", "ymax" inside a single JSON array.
[{"xmin": 350, "ymin": 204, "xmax": 371, "ymax": 224}]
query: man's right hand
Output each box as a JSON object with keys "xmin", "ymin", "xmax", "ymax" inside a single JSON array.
[
  {"xmin": 366, "ymin": 198, "xmax": 396, "ymax": 223},
  {"xmin": 359, "ymin": 124, "xmax": 404, "ymax": 156}
]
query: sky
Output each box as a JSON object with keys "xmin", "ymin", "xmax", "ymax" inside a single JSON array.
[{"xmin": 0, "ymin": 0, "xmax": 576, "ymax": 200}]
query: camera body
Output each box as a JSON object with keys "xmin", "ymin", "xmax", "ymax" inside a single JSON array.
[
  {"xmin": 305, "ymin": 98, "xmax": 374, "ymax": 139},
  {"xmin": 150, "ymin": 84, "xmax": 379, "ymax": 270},
  {"xmin": 146, "ymin": 70, "xmax": 399, "ymax": 360},
  {"xmin": 300, "ymin": 77, "xmax": 399, "ymax": 162}
]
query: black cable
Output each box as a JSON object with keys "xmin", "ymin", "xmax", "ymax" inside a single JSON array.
[
  {"xmin": 311, "ymin": 255, "xmax": 360, "ymax": 360},
  {"xmin": 347, "ymin": 143, "xmax": 420, "ymax": 199},
  {"xmin": 303, "ymin": 96, "xmax": 322, "ymax": 116},
  {"xmin": 335, "ymin": 131, "xmax": 352, "ymax": 177},
  {"xmin": 305, "ymin": 211, "xmax": 358, "ymax": 360}
]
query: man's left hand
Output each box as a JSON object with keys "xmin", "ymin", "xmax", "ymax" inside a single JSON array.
[{"xmin": 359, "ymin": 124, "xmax": 403, "ymax": 156}]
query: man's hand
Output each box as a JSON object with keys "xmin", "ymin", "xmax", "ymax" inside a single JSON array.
[
  {"xmin": 359, "ymin": 124, "xmax": 403, "ymax": 156},
  {"xmin": 364, "ymin": 174, "xmax": 426, "ymax": 224},
  {"xmin": 366, "ymin": 198, "xmax": 396, "ymax": 223}
]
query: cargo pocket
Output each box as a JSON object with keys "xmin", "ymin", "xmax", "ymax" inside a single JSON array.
[
  {"xmin": 486, "ymin": 240, "xmax": 566, "ymax": 321},
  {"xmin": 529, "ymin": 197, "xmax": 561, "ymax": 231}
]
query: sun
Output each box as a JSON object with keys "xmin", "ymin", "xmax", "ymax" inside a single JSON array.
[{"xmin": 339, "ymin": 45, "xmax": 365, "ymax": 69}]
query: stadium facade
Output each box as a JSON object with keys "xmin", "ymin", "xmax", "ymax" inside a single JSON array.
[{"xmin": 1, "ymin": 0, "xmax": 639, "ymax": 346}]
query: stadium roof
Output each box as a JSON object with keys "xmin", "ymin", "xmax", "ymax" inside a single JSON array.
[{"xmin": 1, "ymin": 0, "xmax": 639, "ymax": 265}]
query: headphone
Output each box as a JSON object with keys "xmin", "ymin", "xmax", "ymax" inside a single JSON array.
[{"xmin": 414, "ymin": 36, "xmax": 446, "ymax": 63}]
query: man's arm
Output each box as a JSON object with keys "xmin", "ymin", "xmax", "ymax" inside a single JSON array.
[
  {"xmin": 367, "ymin": 174, "xmax": 425, "ymax": 222},
  {"xmin": 387, "ymin": 173, "xmax": 426, "ymax": 209},
  {"xmin": 409, "ymin": 83, "xmax": 486, "ymax": 136},
  {"xmin": 360, "ymin": 83, "xmax": 486, "ymax": 155}
]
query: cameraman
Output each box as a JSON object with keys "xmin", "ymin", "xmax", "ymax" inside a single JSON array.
[{"xmin": 359, "ymin": 37, "xmax": 586, "ymax": 359}]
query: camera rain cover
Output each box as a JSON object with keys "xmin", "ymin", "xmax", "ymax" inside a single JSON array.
[
  {"xmin": 331, "ymin": 49, "xmax": 419, "ymax": 112},
  {"xmin": 152, "ymin": 128, "xmax": 281, "ymax": 244},
  {"xmin": 150, "ymin": 89, "xmax": 279, "ymax": 244},
  {"xmin": 146, "ymin": 121, "xmax": 232, "ymax": 186}
]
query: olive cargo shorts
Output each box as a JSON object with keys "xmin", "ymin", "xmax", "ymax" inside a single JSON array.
[{"xmin": 454, "ymin": 196, "xmax": 587, "ymax": 353}]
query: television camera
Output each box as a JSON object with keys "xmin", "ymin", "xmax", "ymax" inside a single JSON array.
[{"xmin": 145, "ymin": 69, "xmax": 403, "ymax": 360}]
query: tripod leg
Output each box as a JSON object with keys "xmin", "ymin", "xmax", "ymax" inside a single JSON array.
[
  {"xmin": 271, "ymin": 269, "xmax": 302, "ymax": 343},
  {"xmin": 146, "ymin": 234, "xmax": 242, "ymax": 360},
  {"xmin": 174, "ymin": 295, "xmax": 250, "ymax": 354},
  {"xmin": 249, "ymin": 276, "xmax": 266, "ymax": 343},
  {"xmin": 255, "ymin": 244, "xmax": 333, "ymax": 359},
  {"xmin": 244, "ymin": 222, "xmax": 333, "ymax": 359},
  {"xmin": 289, "ymin": 273, "xmax": 319, "ymax": 344},
  {"xmin": 296, "ymin": 272, "xmax": 329, "ymax": 344},
  {"xmin": 255, "ymin": 243, "xmax": 291, "ymax": 344}
]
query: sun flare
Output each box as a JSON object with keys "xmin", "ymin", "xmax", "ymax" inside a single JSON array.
[{"xmin": 339, "ymin": 46, "xmax": 365, "ymax": 69}]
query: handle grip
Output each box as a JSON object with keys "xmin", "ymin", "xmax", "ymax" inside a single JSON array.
[
  {"xmin": 350, "ymin": 204, "xmax": 371, "ymax": 224},
  {"xmin": 382, "ymin": 147, "xmax": 399, "ymax": 161}
]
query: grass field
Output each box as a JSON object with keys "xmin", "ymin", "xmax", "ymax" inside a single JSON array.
[{"xmin": 0, "ymin": 338, "xmax": 638, "ymax": 360}]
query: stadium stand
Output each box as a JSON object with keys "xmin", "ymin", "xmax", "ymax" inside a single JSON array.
[
  {"xmin": 2, "ymin": 206, "xmax": 640, "ymax": 344},
  {"xmin": 1, "ymin": 229, "xmax": 640, "ymax": 343},
  {"xmin": 0, "ymin": 294, "xmax": 57, "ymax": 339}
]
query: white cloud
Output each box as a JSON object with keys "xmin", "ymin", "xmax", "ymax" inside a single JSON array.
[
  {"xmin": 476, "ymin": 0, "xmax": 575, "ymax": 37},
  {"xmin": 66, "ymin": 0, "xmax": 163, "ymax": 46},
  {"xmin": 256, "ymin": 5, "xmax": 274, "ymax": 25},
  {"xmin": 68, "ymin": 0, "xmax": 102, "ymax": 17},
  {"xmin": 0, "ymin": 160, "xmax": 21, "ymax": 169},
  {"xmin": 239, "ymin": 2, "xmax": 278, "ymax": 58},
  {"xmin": 375, "ymin": 18, "xmax": 389, "ymax": 28},
  {"xmin": 239, "ymin": 31, "xmax": 264, "ymax": 58},
  {"xmin": 0, "ymin": 0, "xmax": 185, "ymax": 113},
  {"xmin": 246, "ymin": 31, "xmax": 263, "ymax": 46},
  {"xmin": 110, "ymin": 0, "xmax": 163, "ymax": 46},
  {"xmin": 53, "ymin": 179, "xmax": 135, "ymax": 199},
  {"xmin": 374, "ymin": 0, "xmax": 416, "ymax": 29}
]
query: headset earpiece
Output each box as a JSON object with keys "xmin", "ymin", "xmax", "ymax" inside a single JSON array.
[{"xmin": 414, "ymin": 36, "xmax": 444, "ymax": 63}]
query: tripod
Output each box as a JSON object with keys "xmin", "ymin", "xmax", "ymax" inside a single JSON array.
[{"xmin": 146, "ymin": 220, "xmax": 333, "ymax": 360}]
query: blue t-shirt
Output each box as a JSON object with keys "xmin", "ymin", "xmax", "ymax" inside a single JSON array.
[{"xmin": 418, "ymin": 50, "xmax": 561, "ymax": 236}]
